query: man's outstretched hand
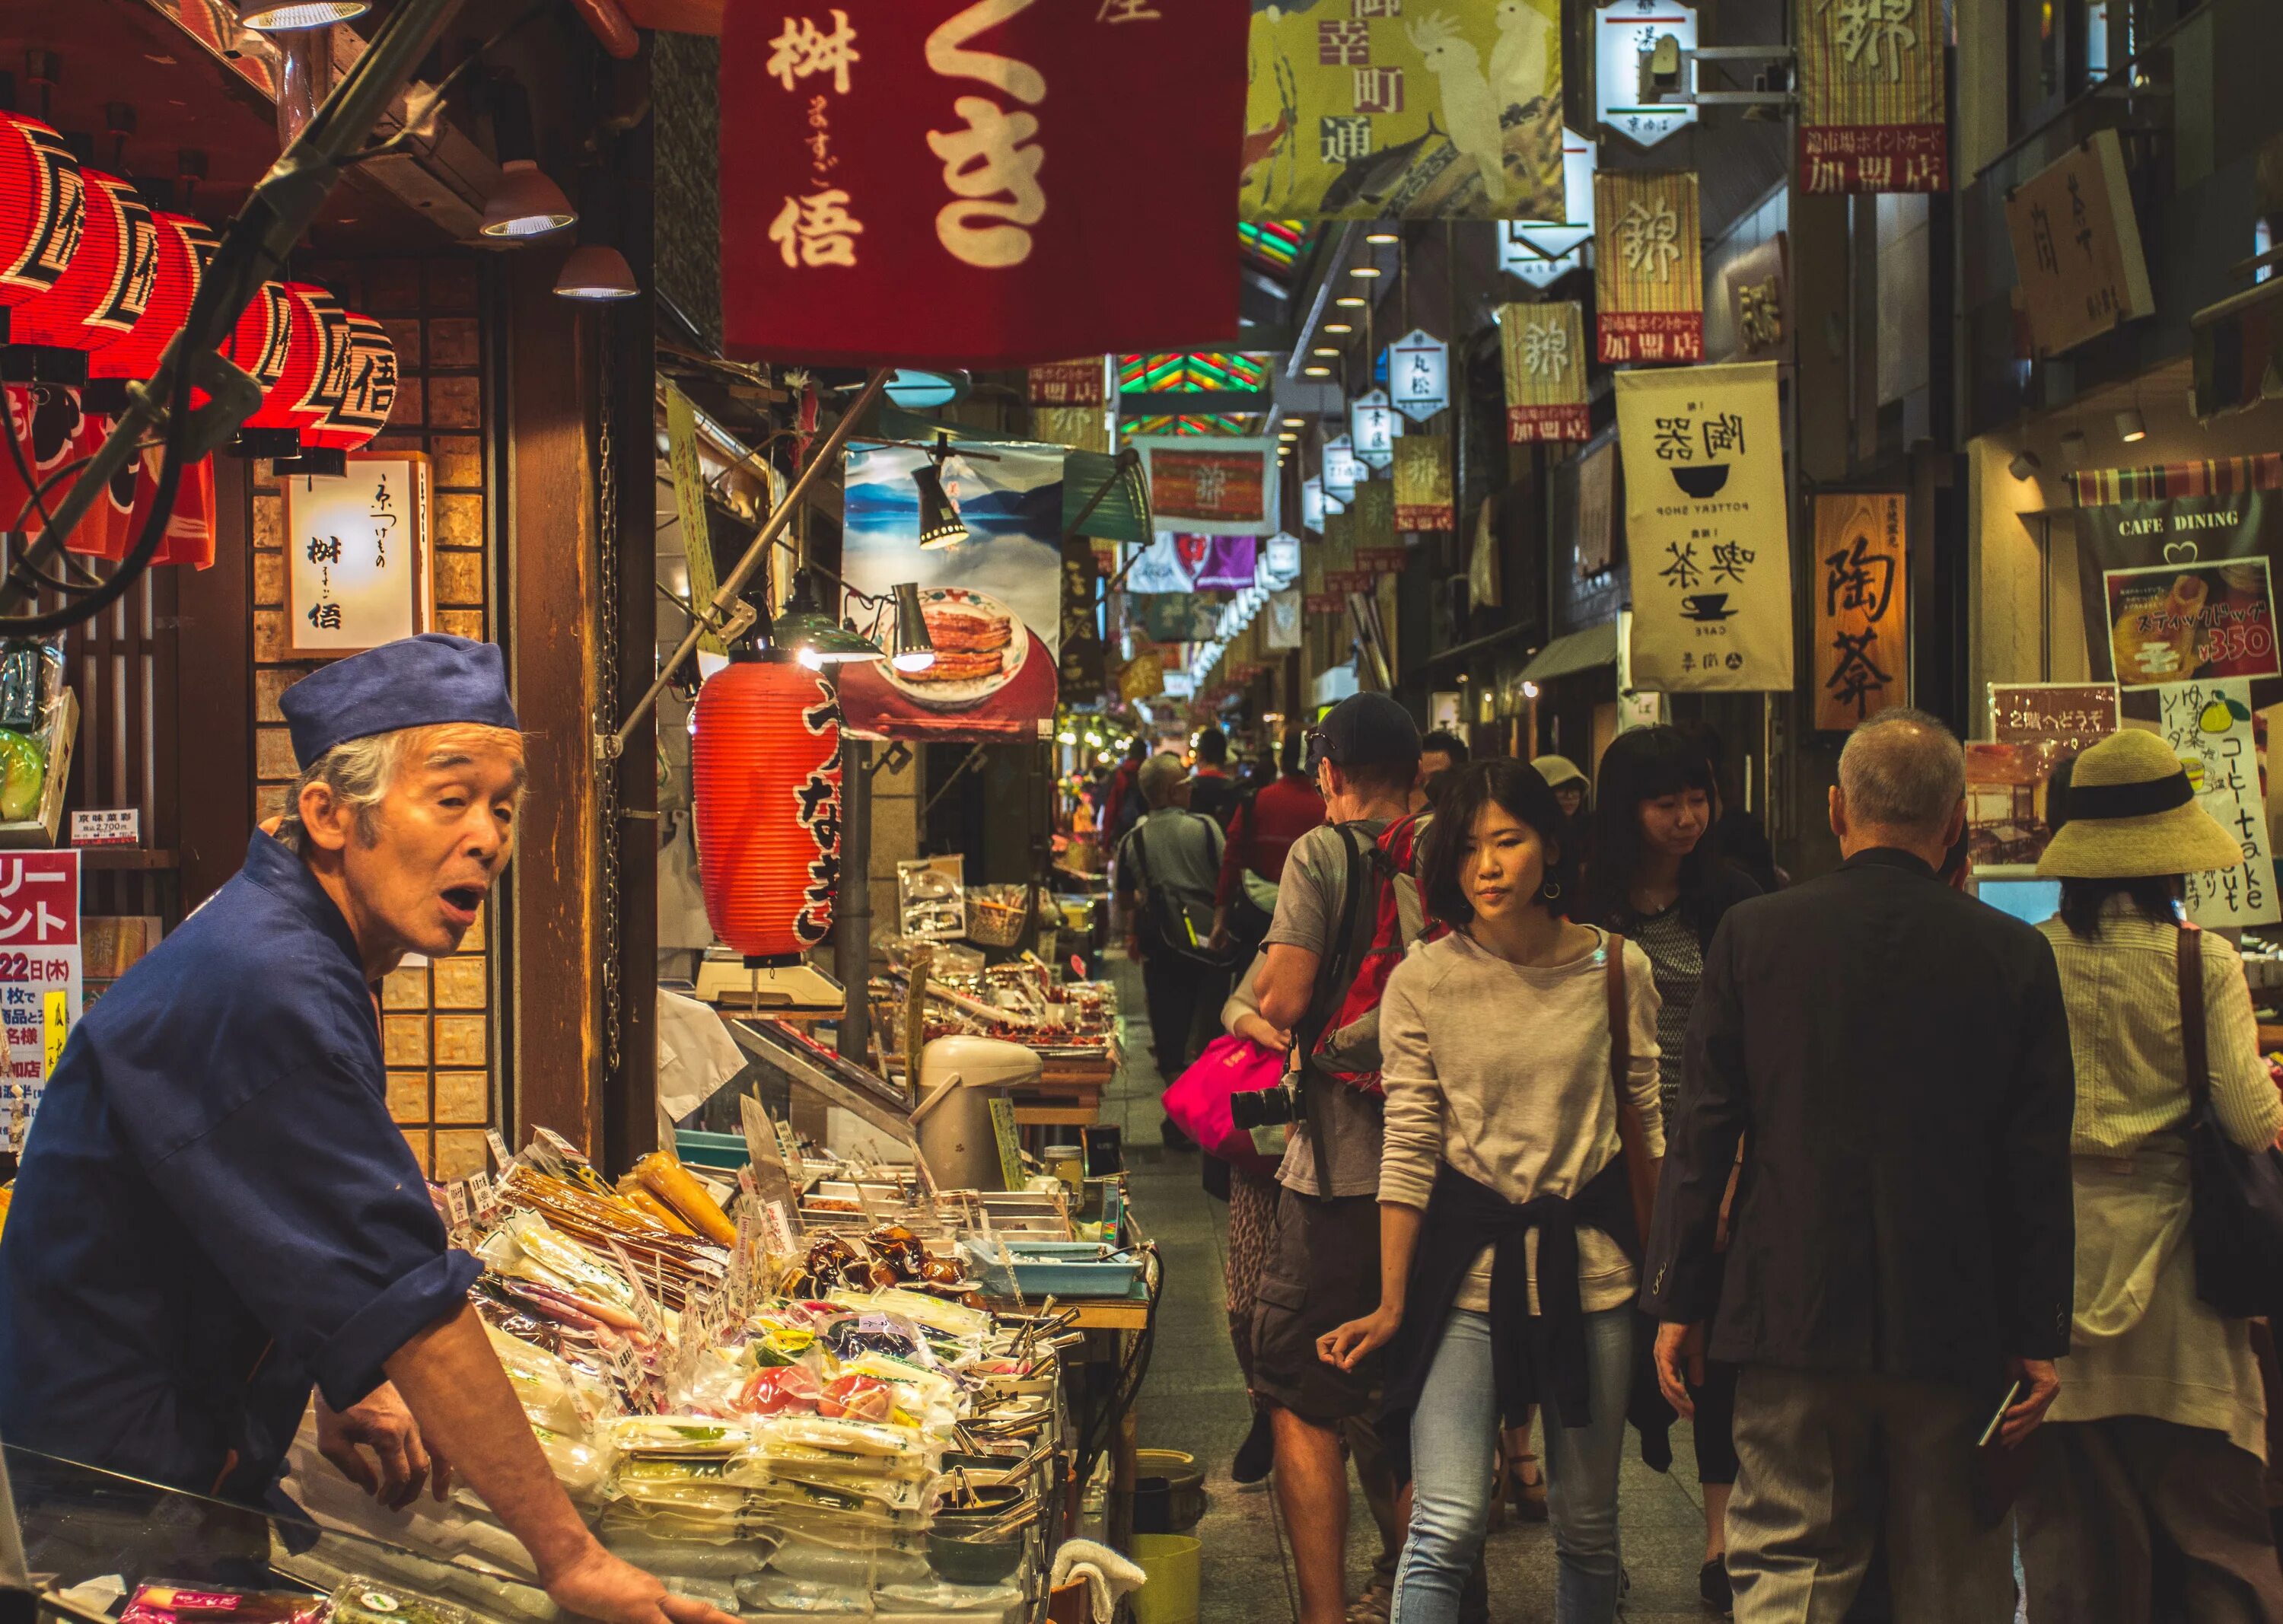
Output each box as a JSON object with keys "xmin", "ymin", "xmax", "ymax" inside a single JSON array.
[{"xmin": 543, "ymin": 1543, "xmax": 739, "ymax": 1624}]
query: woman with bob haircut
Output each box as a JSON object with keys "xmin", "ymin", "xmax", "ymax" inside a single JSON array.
[{"xmin": 1320, "ymin": 758, "xmax": 1663, "ymax": 1624}]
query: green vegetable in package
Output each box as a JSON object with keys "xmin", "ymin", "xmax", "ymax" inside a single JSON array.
[{"xmin": 0, "ymin": 728, "xmax": 46, "ymax": 821}]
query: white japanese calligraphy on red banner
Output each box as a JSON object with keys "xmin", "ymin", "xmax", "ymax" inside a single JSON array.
[
  {"xmin": 722, "ymin": 0, "xmax": 1246, "ymax": 365},
  {"xmin": 0, "ymin": 849, "xmax": 80, "ymax": 1154}
]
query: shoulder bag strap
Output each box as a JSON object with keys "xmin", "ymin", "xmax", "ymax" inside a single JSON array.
[
  {"xmin": 1294, "ymin": 824, "xmax": 1371, "ymax": 1198},
  {"xmin": 2180, "ymin": 923, "xmax": 2215, "ymax": 1119},
  {"xmin": 1605, "ymin": 932, "xmax": 1661, "ymax": 1251}
]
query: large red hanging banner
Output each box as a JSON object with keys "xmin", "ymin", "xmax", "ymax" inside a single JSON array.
[{"xmin": 720, "ymin": 0, "xmax": 1245, "ymax": 368}]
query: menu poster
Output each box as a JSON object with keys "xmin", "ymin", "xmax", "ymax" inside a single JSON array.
[
  {"xmin": 0, "ymin": 849, "xmax": 79, "ymax": 1154},
  {"xmin": 1988, "ymin": 682, "xmax": 2120, "ymax": 750},
  {"xmin": 2102, "ymin": 558, "xmax": 2281, "ymax": 689},
  {"xmin": 2157, "ymin": 679, "xmax": 2281, "ymax": 928},
  {"xmin": 1966, "ymin": 741, "xmax": 2071, "ymax": 869}
]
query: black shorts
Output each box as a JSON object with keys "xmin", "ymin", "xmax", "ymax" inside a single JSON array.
[{"xmin": 1250, "ymin": 1186, "xmax": 1383, "ymax": 1423}]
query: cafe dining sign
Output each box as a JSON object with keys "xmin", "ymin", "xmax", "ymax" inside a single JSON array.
[{"xmin": 720, "ymin": 0, "xmax": 1245, "ymax": 365}]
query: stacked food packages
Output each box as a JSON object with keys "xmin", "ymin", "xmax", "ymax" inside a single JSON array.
[{"xmin": 294, "ymin": 1135, "xmax": 1060, "ymax": 1617}]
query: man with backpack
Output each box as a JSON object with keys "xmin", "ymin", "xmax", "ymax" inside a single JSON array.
[
  {"xmin": 1250, "ymin": 693, "xmax": 1437, "ymax": 1624},
  {"xmin": 1116, "ymin": 752, "xmax": 1227, "ymax": 1148}
]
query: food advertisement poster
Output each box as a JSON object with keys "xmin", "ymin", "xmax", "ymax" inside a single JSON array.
[
  {"xmin": 1593, "ymin": 170, "xmax": 1703, "ymax": 365},
  {"xmin": 0, "ymin": 849, "xmax": 80, "ymax": 1154},
  {"xmin": 1128, "ymin": 436, "xmax": 1278, "ymax": 535},
  {"xmin": 2102, "ymin": 559, "xmax": 2280, "ymax": 689},
  {"xmin": 2157, "ymin": 679, "xmax": 2280, "ymax": 928},
  {"xmin": 1500, "ymin": 300, "xmax": 1590, "ymax": 443},
  {"xmin": 1797, "ymin": 0, "xmax": 1948, "ymax": 194},
  {"xmin": 838, "ymin": 439, "xmax": 1063, "ymax": 739},
  {"xmin": 1241, "ymin": 0, "xmax": 1563, "ymax": 221},
  {"xmin": 1811, "ymin": 492, "xmax": 1908, "ymax": 730},
  {"xmin": 1966, "ymin": 741, "xmax": 2071, "ymax": 868},
  {"xmin": 1616, "ymin": 362, "xmax": 1794, "ymax": 692}
]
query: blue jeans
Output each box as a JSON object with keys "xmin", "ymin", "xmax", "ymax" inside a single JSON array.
[{"xmin": 1392, "ymin": 1307, "xmax": 1633, "ymax": 1624}]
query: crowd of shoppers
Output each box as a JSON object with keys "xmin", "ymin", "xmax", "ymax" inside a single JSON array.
[{"xmin": 1116, "ymin": 693, "xmax": 2283, "ymax": 1624}]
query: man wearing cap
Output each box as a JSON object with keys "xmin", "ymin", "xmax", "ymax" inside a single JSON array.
[
  {"xmin": 1116, "ymin": 751, "xmax": 1227, "ymax": 1142},
  {"xmin": 1248, "ymin": 692, "xmax": 1439, "ymax": 1624},
  {"xmin": 0, "ymin": 635, "xmax": 734, "ymax": 1624}
]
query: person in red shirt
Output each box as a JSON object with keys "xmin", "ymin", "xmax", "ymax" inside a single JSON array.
[{"xmin": 1210, "ymin": 728, "xmax": 1326, "ymax": 949}]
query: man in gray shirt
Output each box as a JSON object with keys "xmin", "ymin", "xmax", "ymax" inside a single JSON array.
[
  {"xmin": 1116, "ymin": 753, "xmax": 1225, "ymax": 1143},
  {"xmin": 1251, "ymin": 692, "xmax": 1421, "ymax": 1624}
]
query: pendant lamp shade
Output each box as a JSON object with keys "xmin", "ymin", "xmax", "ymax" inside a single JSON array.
[
  {"xmin": 8, "ymin": 170, "xmax": 154, "ymax": 371},
  {"xmin": 482, "ymin": 159, "xmax": 575, "ymax": 239},
  {"xmin": 241, "ymin": 281, "xmax": 347, "ymax": 433},
  {"xmin": 691, "ymin": 656, "xmax": 843, "ymax": 964},
  {"xmin": 914, "ymin": 460, "xmax": 966, "ymax": 549},
  {"xmin": 89, "ymin": 212, "xmax": 215, "ymax": 384},
  {"xmin": 0, "ymin": 115, "xmax": 84, "ymax": 339}
]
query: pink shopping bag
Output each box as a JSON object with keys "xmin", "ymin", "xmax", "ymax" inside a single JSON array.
[{"xmin": 1163, "ymin": 1033, "xmax": 1287, "ymax": 1177}]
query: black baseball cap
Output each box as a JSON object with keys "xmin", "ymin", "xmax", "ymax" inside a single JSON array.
[{"xmin": 1307, "ymin": 692, "xmax": 1421, "ymax": 774}]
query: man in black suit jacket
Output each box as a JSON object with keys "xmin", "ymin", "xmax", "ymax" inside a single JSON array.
[{"xmin": 1641, "ymin": 708, "xmax": 2075, "ymax": 1622}]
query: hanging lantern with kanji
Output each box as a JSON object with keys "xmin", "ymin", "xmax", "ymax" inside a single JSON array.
[
  {"xmin": 231, "ymin": 281, "xmax": 350, "ymax": 457},
  {"xmin": 88, "ymin": 212, "xmax": 215, "ymax": 393},
  {"xmin": 0, "ymin": 113, "xmax": 84, "ymax": 345},
  {"xmin": 8, "ymin": 170, "xmax": 154, "ymax": 375},
  {"xmin": 279, "ymin": 311, "xmax": 396, "ymax": 476},
  {"xmin": 691, "ymin": 654, "xmax": 843, "ymax": 963}
]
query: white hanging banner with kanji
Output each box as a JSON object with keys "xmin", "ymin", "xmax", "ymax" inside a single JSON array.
[
  {"xmin": 1386, "ymin": 330, "xmax": 1449, "ymax": 425},
  {"xmin": 1350, "ymin": 388, "xmax": 1399, "ymax": 470},
  {"xmin": 1617, "ymin": 361, "xmax": 1795, "ymax": 693},
  {"xmin": 0, "ymin": 849, "xmax": 80, "ymax": 1153},
  {"xmin": 2157, "ymin": 680, "xmax": 2281, "ymax": 928}
]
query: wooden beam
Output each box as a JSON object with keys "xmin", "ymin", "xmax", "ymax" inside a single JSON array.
[
  {"xmin": 505, "ymin": 255, "xmax": 603, "ymax": 1157},
  {"xmin": 176, "ymin": 453, "xmax": 256, "ymax": 912}
]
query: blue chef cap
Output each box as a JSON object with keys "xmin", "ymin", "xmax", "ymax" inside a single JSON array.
[{"xmin": 281, "ymin": 633, "xmax": 521, "ymax": 769}]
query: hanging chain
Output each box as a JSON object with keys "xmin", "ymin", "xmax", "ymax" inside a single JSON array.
[{"xmin": 596, "ymin": 310, "xmax": 624, "ymax": 1083}]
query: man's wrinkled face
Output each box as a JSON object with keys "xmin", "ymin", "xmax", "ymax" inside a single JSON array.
[{"xmin": 341, "ymin": 725, "xmax": 524, "ymax": 960}]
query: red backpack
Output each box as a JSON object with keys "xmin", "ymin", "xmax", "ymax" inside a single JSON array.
[{"xmin": 1300, "ymin": 812, "xmax": 1443, "ymax": 1097}]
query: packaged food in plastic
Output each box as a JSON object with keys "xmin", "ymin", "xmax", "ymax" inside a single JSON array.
[
  {"xmin": 609, "ymin": 1415, "xmax": 752, "ymax": 1456},
  {"xmin": 484, "ymin": 1323, "xmax": 590, "ymax": 1433},
  {"xmin": 735, "ymin": 1364, "xmax": 822, "ymax": 1416},
  {"xmin": 748, "ymin": 1414, "xmax": 933, "ymax": 1467},
  {"xmin": 762, "ymin": 1534, "xmax": 932, "ymax": 1588},
  {"xmin": 597, "ymin": 1530, "xmax": 777, "ymax": 1576},
  {"xmin": 876, "ymin": 1580, "xmax": 1028, "ymax": 1613},
  {"xmin": 658, "ymin": 1577, "xmax": 740, "ymax": 1610},
  {"xmin": 532, "ymin": 1423, "xmax": 615, "ymax": 1500},
  {"xmin": 729, "ymin": 1575, "xmax": 871, "ymax": 1616},
  {"xmin": 325, "ymin": 1581, "xmax": 473, "ymax": 1624},
  {"xmin": 814, "ymin": 1374, "xmax": 893, "ymax": 1423},
  {"xmin": 120, "ymin": 1586, "xmax": 325, "ymax": 1624},
  {"xmin": 829, "ymin": 1286, "xmax": 992, "ymax": 1340}
]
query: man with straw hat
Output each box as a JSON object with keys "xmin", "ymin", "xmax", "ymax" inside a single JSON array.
[{"xmin": 2019, "ymin": 726, "xmax": 2283, "ymax": 1620}]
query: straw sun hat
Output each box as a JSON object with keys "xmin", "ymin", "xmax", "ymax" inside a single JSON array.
[{"xmin": 2036, "ymin": 727, "xmax": 2245, "ymax": 879}]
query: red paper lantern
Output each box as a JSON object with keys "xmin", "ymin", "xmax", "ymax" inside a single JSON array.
[
  {"xmin": 89, "ymin": 212, "xmax": 215, "ymax": 384},
  {"xmin": 240, "ymin": 281, "xmax": 345, "ymax": 433},
  {"xmin": 0, "ymin": 114, "xmax": 84, "ymax": 335},
  {"xmin": 220, "ymin": 281, "xmax": 298, "ymax": 395},
  {"xmin": 8, "ymin": 170, "xmax": 154, "ymax": 361},
  {"xmin": 691, "ymin": 655, "xmax": 843, "ymax": 963},
  {"xmin": 302, "ymin": 311, "xmax": 396, "ymax": 451}
]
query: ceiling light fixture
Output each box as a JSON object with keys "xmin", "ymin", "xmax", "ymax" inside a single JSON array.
[
  {"xmin": 1364, "ymin": 228, "xmax": 1399, "ymax": 245},
  {"xmin": 1335, "ymin": 295, "xmax": 1367, "ymax": 308},
  {"xmin": 1283, "ymin": 416, "xmax": 1305, "ymax": 427},
  {"xmin": 555, "ymin": 243, "xmax": 638, "ymax": 300},
  {"xmin": 482, "ymin": 79, "xmax": 575, "ymax": 239},
  {"xmin": 1349, "ymin": 265, "xmax": 1383, "ymax": 279},
  {"xmin": 915, "ymin": 433, "xmax": 968, "ymax": 548},
  {"xmin": 779, "ymin": 572, "xmax": 884, "ymax": 667},
  {"xmin": 2116, "ymin": 407, "xmax": 2148, "ymax": 443},
  {"xmin": 1323, "ymin": 321, "xmax": 1354, "ymax": 334},
  {"xmin": 2008, "ymin": 450, "xmax": 2042, "ymax": 482},
  {"xmin": 237, "ymin": 0, "xmax": 367, "ymax": 28},
  {"xmin": 890, "ymin": 581, "xmax": 936, "ymax": 673},
  {"xmin": 1304, "ymin": 365, "xmax": 1332, "ymax": 377}
]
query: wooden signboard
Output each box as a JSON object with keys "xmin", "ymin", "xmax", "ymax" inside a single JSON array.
[{"xmin": 1812, "ymin": 492, "xmax": 1908, "ymax": 730}]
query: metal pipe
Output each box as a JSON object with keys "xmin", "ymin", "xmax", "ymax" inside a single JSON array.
[
  {"xmin": 836, "ymin": 737, "xmax": 872, "ymax": 1067},
  {"xmin": 607, "ymin": 366, "xmax": 891, "ymax": 757}
]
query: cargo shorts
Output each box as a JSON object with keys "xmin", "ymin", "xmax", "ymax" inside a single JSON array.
[{"xmin": 1248, "ymin": 1186, "xmax": 1384, "ymax": 1424}]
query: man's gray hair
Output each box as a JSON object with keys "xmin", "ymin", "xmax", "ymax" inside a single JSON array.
[
  {"xmin": 273, "ymin": 732, "xmax": 403, "ymax": 855},
  {"xmin": 1838, "ymin": 707, "xmax": 1966, "ymax": 833}
]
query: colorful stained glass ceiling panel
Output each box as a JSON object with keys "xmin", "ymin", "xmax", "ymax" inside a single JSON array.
[
  {"xmin": 1117, "ymin": 353, "xmax": 1272, "ymax": 393},
  {"xmin": 1240, "ymin": 220, "xmax": 1311, "ymax": 274},
  {"xmin": 1120, "ymin": 413, "xmax": 1262, "ymax": 437}
]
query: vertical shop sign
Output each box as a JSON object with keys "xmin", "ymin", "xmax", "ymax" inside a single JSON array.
[
  {"xmin": 1811, "ymin": 492, "xmax": 1909, "ymax": 729},
  {"xmin": 1797, "ymin": 0, "xmax": 1948, "ymax": 193},
  {"xmin": 1128, "ymin": 437, "xmax": 1278, "ymax": 535},
  {"xmin": 0, "ymin": 849, "xmax": 78, "ymax": 1154},
  {"xmin": 1058, "ymin": 529, "xmax": 1105, "ymax": 694},
  {"xmin": 722, "ymin": 0, "xmax": 1245, "ymax": 365},
  {"xmin": 1500, "ymin": 301, "xmax": 1590, "ymax": 442},
  {"xmin": 1027, "ymin": 357, "xmax": 1104, "ymax": 406},
  {"xmin": 2157, "ymin": 680, "xmax": 2281, "ymax": 928},
  {"xmin": 284, "ymin": 454, "xmax": 434, "ymax": 658},
  {"xmin": 1322, "ymin": 434, "xmax": 1365, "ymax": 502},
  {"xmin": 1241, "ymin": 0, "xmax": 1563, "ymax": 221},
  {"xmin": 1616, "ymin": 361, "xmax": 1794, "ymax": 691},
  {"xmin": 1722, "ymin": 234, "xmax": 1789, "ymax": 361},
  {"xmin": 1596, "ymin": 0, "xmax": 1699, "ymax": 148},
  {"xmin": 1594, "ymin": 170, "xmax": 1704, "ymax": 364},
  {"xmin": 1989, "ymin": 682, "xmax": 2120, "ymax": 748},
  {"xmin": 1576, "ymin": 437, "xmax": 1618, "ymax": 576},
  {"xmin": 1387, "ymin": 329, "xmax": 1449, "ymax": 424},
  {"xmin": 664, "ymin": 387, "xmax": 727, "ymax": 656},
  {"xmin": 2001, "ymin": 129, "xmax": 2154, "ymax": 358},
  {"xmin": 1393, "ymin": 435, "xmax": 1454, "ymax": 532},
  {"xmin": 1350, "ymin": 389, "xmax": 1399, "ymax": 470}
]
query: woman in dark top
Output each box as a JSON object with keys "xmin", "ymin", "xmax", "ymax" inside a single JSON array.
[{"xmin": 1581, "ymin": 725, "xmax": 1760, "ymax": 1613}]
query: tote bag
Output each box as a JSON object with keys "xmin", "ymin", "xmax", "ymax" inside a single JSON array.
[
  {"xmin": 1163, "ymin": 1033, "xmax": 1287, "ymax": 1177},
  {"xmin": 2178, "ymin": 925, "xmax": 2283, "ymax": 1320}
]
